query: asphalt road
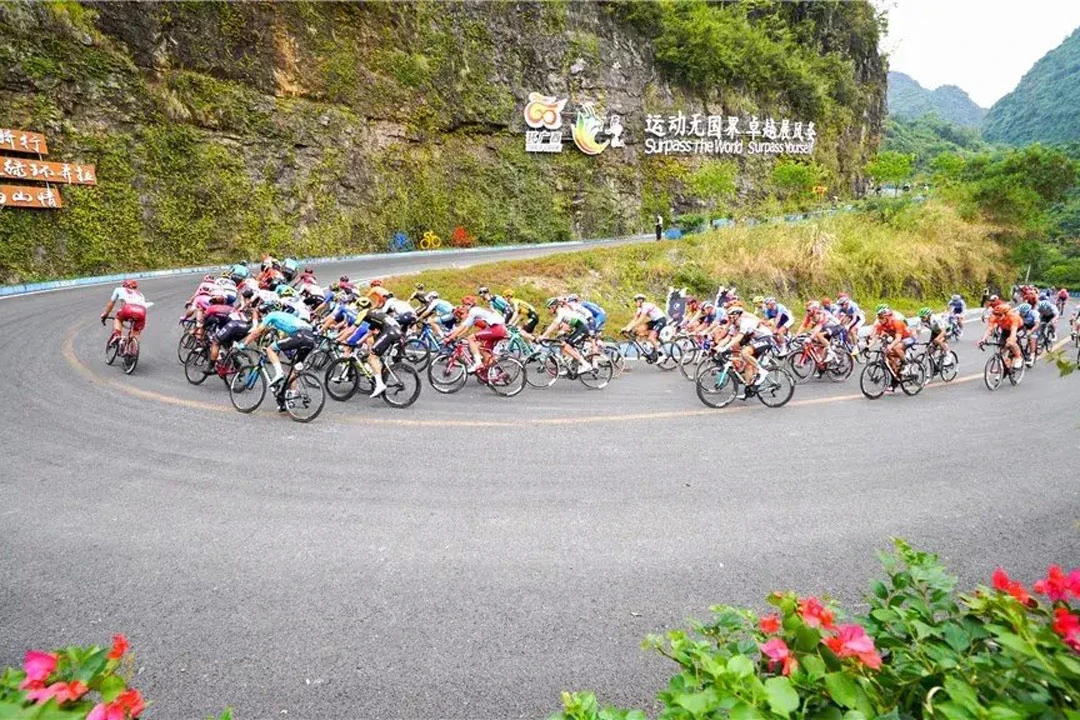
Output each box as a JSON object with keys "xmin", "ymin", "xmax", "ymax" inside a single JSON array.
[{"xmin": 2, "ymin": 241, "xmax": 1078, "ymax": 720}]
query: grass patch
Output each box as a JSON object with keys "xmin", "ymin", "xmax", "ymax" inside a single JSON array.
[{"xmin": 382, "ymin": 201, "xmax": 1011, "ymax": 327}]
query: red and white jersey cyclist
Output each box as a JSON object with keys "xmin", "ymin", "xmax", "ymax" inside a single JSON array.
[{"xmin": 100, "ymin": 279, "xmax": 149, "ymax": 340}]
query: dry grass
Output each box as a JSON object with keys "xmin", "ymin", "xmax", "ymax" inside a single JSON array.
[{"xmin": 384, "ymin": 202, "xmax": 1011, "ymax": 327}]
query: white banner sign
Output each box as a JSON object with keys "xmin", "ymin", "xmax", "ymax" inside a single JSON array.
[{"xmin": 643, "ymin": 113, "xmax": 816, "ymax": 156}]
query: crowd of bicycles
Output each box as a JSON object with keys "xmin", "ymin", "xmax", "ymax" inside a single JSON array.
[{"xmin": 98, "ymin": 254, "xmax": 1077, "ymax": 423}]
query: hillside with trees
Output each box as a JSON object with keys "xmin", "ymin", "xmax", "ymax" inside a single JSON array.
[{"xmin": 887, "ymin": 71, "xmax": 985, "ymax": 127}]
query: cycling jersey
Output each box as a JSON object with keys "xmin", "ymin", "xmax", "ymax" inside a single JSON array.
[
  {"xmin": 360, "ymin": 309, "xmax": 401, "ymax": 333},
  {"xmin": 510, "ymin": 298, "xmax": 537, "ymax": 318},
  {"xmin": 1017, "ymin": 307, "xmax": 1037, "ymax": 328},
  {"xmin": 1035, "ymin": 300, "xmax": 1058, "ymax": 320},
  {"xmin": 635, "ymin": 302, "xmax": 665, "ymax": 322},
  {"xmin": 875, "ymin": 316, "xmax": 911, "ymax": 339},
  {"xmin": 554, "ymin": 307, "xmax": 590, "ymax": 329},
  {"xmin": 948, "ymin": 300, "xmax": 966, "ymax": 315},
  {"xmin": 581, "ymin": 301, "xmax": 606, "ymax": 324},
  {"xmin": 764, "ymin": 304, "xmax": 793, "ymax": 328},
  {"xmin": 384, "ymin": 298, "xmax": 415, "ymax": 317},
  {"xmin": 837, "ymin": 301, "xmax": 863, "ymax": 319},
  {"xmin": 282, "ymin": 299, "xmax": 311, "ymax": 322},
  {"xmin": 332, "ymin": 304, "xmax": 358, "ymax": 326},
  {"xmin": 366, "ymin": 286, "xmax": 391, "ymax": 307},
  {"xmin": 992, "ymin": 310, "xmax": 1022, "ymax": 332},
  {"xmin": 464, "ymin": 307, "xmax": 504, "ymax": 329},
  {"xmin": 111, "ymin": 287, "xmax": 147, "ymax": 307},
  {"xmin": 424, "ymin": 298, "xmax": 455, "ymax": 316},
  {"xmin": 925, "ymin": 315, "xmax": 946, "ymax": 340},
  {"xmin": 489, "ymin": 295, "xmax": 513, "ymax": 320},
  {"xmin": 261, "ymin": 311, "xmax": 310, "ymax": 335}
]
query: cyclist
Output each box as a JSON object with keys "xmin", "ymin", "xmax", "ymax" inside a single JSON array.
[
  {"xmin": 537, "ymin": 297, "xmax": 594, "ymax": 373},
  {"xmin": 444, "ymin": 295, "xmax": 507, "ymax": 373},
  {"xmin": 572, "ymin": 295, "xmax": 607, "ymax": 337},
  {"xmin": 276, "ymin": 285, "xmax": 311, "ymax": 322},
  {"xmin": 280, "ymin": 257, "xmax": 300, "ymax": 283},
  {"xmin": 798, "ymin": 301, "xmax": 840, "ymax": 365},
  {"xmin": 352, "ymin": 296, "xmax": 402, "ymax": 398},
  {"xmin": 622, "ymin": 293, "xmax": 667, "ymax": 360},
  {"xmin": 979, "ymin": 301, "xmax": 1023, "ymax": 370},
  {"xmin": 916, "ymin": 307, "xmax": 954, "ymax": 366},
  {"xmin": 417, "ymin": 291, "xmax": 457, "ymax": 335},
  {"xmin": 1035, "ymin": 295, "xmax": 1059, "ymax": 347},
  {"xmin": 181, "ymin": 274, "xmax": 220, "ymax": 326},
  {"xmin": 869, "ymin": 304, "xmax": 915, "ymax": 385},
  {"xmin": 206, "ymin": 299, "xmax": 254, "ymax": 373},
  {"xmin": 228, "ymin": 262, "xmax": 250, "ymax": 283},
  {"xmin": 1021, "ymin": 285, "xmax": 1039, "ymax": 307},
  {"xmin": 366, "ymin": 279, "xmax": 391, "ymax": 309},
  {"xmin": 1015, "ymin": 302, "xmax": 1039, "ymax": 365},
  {"xmin": 479, "ymin": 286, "xmax": 513, "ymax": 323},
  {"xmin": 835, "ymin": 294, "xmax": 864, "ymax": 355},
  {"xmin": 100, "ymin": 279, "xmax": 149, "ymax": 344},
  {"xmin": 235, "ymin": 303, "xmax": 318, "ymax": 409},
  {"xmin": 945, "ymin": 294, "xmax": 966, "ymax": 334},
  {"xmin": 383, "ymin": 293, "xmax": 418, "ymax": 335},
  {"xmin": 1057, "ymin": 287, "xmax": 1069, "ymax": 315},
  {"xmin": 821, "ymin": 297, "xmax": 839, "ymax": 318},
  {"xmin": 717, "ymin": 303, "xmax": 773, "ymax": 395},
  {"xmin": 506, "ymin": 291, "xmax": 540, "ymax": 336},
  {"xmin": 762, "ymin": 297, "xmax": 794, "ymax": 347}
]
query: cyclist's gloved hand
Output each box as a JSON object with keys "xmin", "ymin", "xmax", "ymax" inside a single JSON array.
[{"xmin": 100, "ymin": 315, "xmax": 107, "ymax": 326}]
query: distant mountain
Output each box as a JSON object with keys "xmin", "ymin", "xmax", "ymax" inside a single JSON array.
[
  {"xmin": 887, "ymin": 71, "xmax": 986, "ymax": 128},
  {"xmin": 983, "ymin": 27, "xmax": 1080, "ymax": 145}
]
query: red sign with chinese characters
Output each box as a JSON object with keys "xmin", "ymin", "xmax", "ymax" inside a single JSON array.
[
  {"xmin": 0, "ymin": 156, "xmax": 96, "ymax": 185},
  {"xmin": 0, "ymin": 184, "xmax": 63, "ymax": 208},
  {"xmin": 0, "ymin": 129, "xmax": 49, "ymax": 155}
]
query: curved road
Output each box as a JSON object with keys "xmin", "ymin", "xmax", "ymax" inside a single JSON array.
[{"xmin": 2, "ymin": 243, "xmax": 1078, "ymax": 719}]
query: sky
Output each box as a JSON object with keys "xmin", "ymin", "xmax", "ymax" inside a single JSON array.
[{"xmin": 881, "ymin": 0, "xmax": 1080, "ymax": 108}]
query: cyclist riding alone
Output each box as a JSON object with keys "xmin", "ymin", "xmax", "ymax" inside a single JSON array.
[
  {"xmin": 444, "ymin": 295, "xmax": 507, "ymax": 373},
  {"xmin": 352, "ymin": 296, "xmax": 402, "ymax": 398},
  {"xmin": 234, "ymin": 302, "xmax": 318, "ymax": 411},
  {"xmin": 869, "ymin": 304, "xmax": 915, "ymax": 387},
  {"xmin": 537, "ymin": 296, "xmax": 595, "ymax": 373},
  {"xmin": 916, "ymin": 307, "xmax": 955, "ymax": 366},
  {"xmin": 100, "ymin": 279, "xmax": 148, "ymax": 343},
  {"xmin": 623, "ymin": 293, "xmax": 668, "ymax": 360},
  {"xmin": 505, "ymin": 290, "xmax": 539, "ymax": 337},
  {"xmin": 979, "ymin": 300, "xmax": 1024, "ymax": 370},
  {"xmin": 1057, "ymin": 287, "xmax": 1069, "ymax": 313}
]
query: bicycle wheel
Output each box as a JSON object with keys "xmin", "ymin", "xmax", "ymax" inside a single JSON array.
[
  {"xmin": 324, "ymin": 356, "xmax": 360, "ymax": 401},
  {"xmin": 122, "ymin": 338, "xmax": 139, "ymax": 375},
  {"xmin": 229, "ymin": 362, "xmax": 267, "ymax": 413},
  {"xmin": 184, "ymin": 348, "xmax": 211, "ymax": 385},
  {"xmin": 1008, "ymin": 358, "xmax": 1025, "ymax": 386},
  {"xmin": 859, "ymin": 361, "xmax": 889, "ymax": 400},
  {"xmin": 788, "ymin": 349, "xmax": 816, "ymax": 383},
  {"xmin": 578, "ymin": 353, "xmax": 612, "ymax": 390},
  {"xmin": 657, "ymin": 341, "xmax": 682, "ymax": 371},
  {"xmin": 428, "ymin": 354, "xmax": 468, "ymax": 394},
  {"xmin": 381, "ymin": 363, "xmax": 421, "ymax": 408},
  {"xmin": 900, "ymin": 360, "xmax": 925, "ymax": 396},
  {"xmin": 524, "ymin": 352, "xmax": 559, "ymax": 388},
  {"xmin": 284, "ymin": 371, "xmax": 325, "ymax": 423},
  {"xmin": 939, "ymin": 352, "xmax": 959, "ymax": 383},
  {"xmin": 485, "ymin": 356, "xmax": 526, "ymax": 397},
  {"xmin": 826, "ymin": 350, "xmax": 853, "ymax": 382},
  {"xmin": 306, "ymin": 348, "xmax": 332, "ymax": 373},
  {"xmin": 402, "ymin": 338, "xmax": 431, "ymax": 371},
  {"xmin": 983, "ymin": 354, "xmax": 1003, "ymax": 391},
  {"xmin": 176, "ymin": 331, "xmax": 196, "ymax": 363},
  {"xmin": 602, "ymin": 341, "xmax": 626, "ymax": 378},
  {"xmin": 105, "ymin": 335, "xmax": 120, "ymax": 366},
  {"xmin": 677, "ymin": 346, "xmax": 701, "ymax": 381},
  {"xmin": 695, "ymin": 363, "xmax": 738, "ymax": 408},
  {"xmin": 756, "ymin": 368, "xmax": 795, "ymax": 408}
]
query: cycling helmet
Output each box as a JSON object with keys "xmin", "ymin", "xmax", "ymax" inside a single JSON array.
[
  {"xmin": 263, "ymin": 299, "xmax": 282, "ymax": 312},
  {"xmin": 1039, "ymin": 291, "xmax": 1049, "ymax": 301},
  {"xmin": 276, "ymin": 285, "xmax": 297, "ymax": 298},
  {"xmin": 356, "ymin": 297, "xmax": 372, "ymax": 310},
  {"xmin": 687, "ymin": 297, "xmax": 700, "ymax": 308},
  {"xmin": 385, "ymin": 292, "xmax": 395, "ymax": 299},
  {"xmin": 504, "ymin": 290, "xmax": 514, "ymax": 299},
  {"xmin": 203, "ymin": 274, "xmax": 215, "ymax": 283},
  {"xmin": 478, "ymin": 286, "xmax": 490, "ymax": 295},
  {"xmin": 917, "ymin": 307, "xmax": 932, "ymax": 318},
  {"xmin": 240, "ymin": 287, "xmax": 255, "ymax": 300},
  {"xmin": 633, "ymin": 293, "xmax": 646, "ymax": 302},
  {"xmin": 462, "ymin": 295, "xmax": 477, "ymax": 307},
  {"xmin": 1017, "ymin": 303, "xmax": 1032, "ymax": 314},
  {"xmin": 764, "ymin": 296, "xmax": 776, "ymax": 305},
  {"xmin": 414, "ymin": 282, "xmax": 424, "ymax": 291},
  {"xmin": 545, "ymin": 297, "xmax": 560, "ymax": 309},
  {"xmin": 303, "ymin": 266, "xmax": 314, "ymax": 275},
  {"xmin": 806, "ymin": 300, "xmax": 820, "ymax": 311},
  {"xmin": 821, "ymin": 296, "xmax": 832, "ymax": 306},
  {"xmin": 215, "ymin": 277, "xmax": 235, "ymax": 287},
  {"xmin": 875, "ymin": 303, "xmax": 890, "ymax": 316},
  {"xmin": 122, "ymin": 279, "xmax": 138, "ymax": 290},
  {"xmin": 837, "ymin": 292, "xmax": 849, "ymax": 301},
  {"xmin": 752, "ymin": 295, "xmax": 764, "ymax": 305},
  {"xmin": 452, "ymin": 305, "xmax": 468, "ymax": 319},
  {"xmin": 567, "ymin": 293, "xmax": 580, "ymax": 302},
  {"xmin": 992, "ymin": 302, "xmax": 1009, "ymax": 315},
  {"xmin": 429, "ymin": 291, "xmax": 440, "ymax": 300},
  {"xmin": 951, "ymin": 294, "xmax": 961, "ymax": 302},
  {"xmin": 702, "ymin": 302, "xmax": 715, "ymax": 312},
  {"xmin": 370, "ymin": 279, "xmax": 383, "ymax": 287},
  {"xmin": 728, "ymin": 303, "xmax": 745, "ymax": 315}
]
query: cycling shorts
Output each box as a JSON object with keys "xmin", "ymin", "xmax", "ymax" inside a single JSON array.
[
  {"xmin": 371, "ymin": 328, "xmax": 401, "ymax": 357},
  {"xmin": 345, "ymin": 322, "xmax": 371, "ymax": 347},
  {"xmin": 116, "ymin": 304, "xmax": 147, "ymax": 333},
  {"xmin": 475, "ymin": 324, "xmax": 508, "ymax": 351},
  {"xmin": 437, "ymin": 313, "xmax": 456, "ymax": 330},
  {"xmin": 396, "ymin": 312, "xmax": 417, "ymax": 334},
  {"xmin": 647, "ymin": 318, "xmax": 667, "ymax": 333},
  {"xmin": 747, "ymin": 336, "xmax": 773, "ymax": 358},
  {"xmin": 274, "ymin": 329, "xmax": 316, "ymax": 362},
  {"xmin": 566, "ymin": 324, "xmax": 589, "ymax": 347},
  {"xmin": 521, "ymin": 313, "xmax": 539, "ymax": 334},
  {"xmin": 215, "ymin": 319, "xmax": 250, "ymax": 346}
]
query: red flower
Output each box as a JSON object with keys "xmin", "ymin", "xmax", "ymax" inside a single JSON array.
[
  {"xmin": 1033, "ymin": 565, "xmax": 1080, "ymax": 602},
  {"xmin": 759, "ymin": 614, "xmax": 782, "ymax": 634},
  {"xmin": 991, "ymin": 568, "xmax": 1033, "ymax": 605},
  {"xmin": 88, "ymin": 704, "xmax": 125, "ymax": 720},
  {"xmin": 20, "ymin": 650, "xmax": 57, "ymax": 685},
  {"xmin": 824, "ymin": 624, "xmax": 883, "ymax": 670},
  {"xmin": 798, "ymin": 597, "xmax": 836, "ymax": 630},
  {"xmin": 1052, "ymin": 608, "xmax": 1080, "ymax": 653},
  {"xmin": 115, "ymin": 688, "xmax": 146, "ymax": 718},
  {"xmin": 108, "ymin": 634, "xmax": 130, "ymax": 660},
  {"xmin": 759, "ymin": 637, "xmax": 797, "ymax": 676},
  {"xmin": 25, "ymin": 680, "xmax": 88, "ymax": 705}
]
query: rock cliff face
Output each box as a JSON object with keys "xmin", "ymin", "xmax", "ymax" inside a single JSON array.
[{"xmin": 0, "ymin": 1, "xmax": 885, "ymax": 282}]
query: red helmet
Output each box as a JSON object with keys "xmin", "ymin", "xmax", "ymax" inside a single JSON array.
[
  {"xmin": 203, "ymin": 274, "xmax": 215, "ymax": 282},
  {"xmin": 370, "ymin": 279, "xmax": 383, "ymax": 287},
  {"xmin": 462, "ymin": 295, "xmax": 477, "ymax": 307},
  {"xmin": 123, "ymin": 279, "xmax": 138, "ymax": 290},
  {"xmin": 452, "ymin": 305, "xmax": 468, "ymax": 319},
  {"xmin": 822, "ymin": 297, "xmax": 832, "ymax": 305}
]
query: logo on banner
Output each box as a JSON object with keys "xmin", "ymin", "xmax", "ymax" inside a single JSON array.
[{"xmin": 523, "ymin": 93, "xmax": 567, "ymax": 153}]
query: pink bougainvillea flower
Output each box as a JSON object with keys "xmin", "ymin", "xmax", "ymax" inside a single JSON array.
[
  {"xmin": 25, "ymin": 680, "xmax": 88, "ymax": 705},
  {"xmin": 20, "ymin": 650, "xmax": 57, "ymax": 685},
  {"xmin": 1033, "ymin": 565, "xmax": 1076, "ymax": 603},
  {"xmin": 824, "ymin": 624, "xmax": 883, "ymax": 670},
  {"xmin": 115, "ymin": 687, "xmax": 146, "ymax": 718},
  {"xmin": 1052, "ymin": 608, "xmax": 1080, "ymax": 653},
  {"xmin": 759, "ymin": 614, "xmax": 782, "ymax": 634},
  {"xmin": 108, "ymin": 634, "xmax": 130, "ymax": 660},
  {"xmin": 87, "ymin": 703, "xmax": 126, "ymax": 720},
  {"xmin": 991, "ymin": 568, "xmax": 1033, "ymax": 605},
  {"xmin": 798, "ymin": 597, "xmax": 836, "ymax": 630},
  {"xmin": 759, "ymin": 637, "xmax": 797, "ymax": 676}
]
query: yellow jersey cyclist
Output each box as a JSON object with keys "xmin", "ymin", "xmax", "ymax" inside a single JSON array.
[
  {"xmin": 537, "ymin": 297, "xmax": 594, "ymax": 373},
  {"xmin": 505, "ymin": 291, "xmax": 540, "ymax": 337},
  {"xmin": 352, "ymin": 296, "xmax": 402, "ymax": 397}
]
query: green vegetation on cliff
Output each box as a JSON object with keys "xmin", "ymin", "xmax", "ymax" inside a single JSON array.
[
  {"xmin": 0, "ymin": 0, "xmax": 886, "ymax": 284},
  {"xmin": 983, "ymin": 27, "xmax": 1080, "ymax": 145},
  {"xmin": 886, "ymin": 71, "xmax": 985, "ymax": 128}
]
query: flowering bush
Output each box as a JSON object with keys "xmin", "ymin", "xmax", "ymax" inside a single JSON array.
[
  {"xmin": 554, "ymin": 540, "xmax": 1080, "ymax": 719},
  {"xmin": 0, "ymin": 636, "xmax": 232, "ymax": 720},
  {"xmin": 450, "ymin": 225, "xmax": 477, "ymax": 248}
]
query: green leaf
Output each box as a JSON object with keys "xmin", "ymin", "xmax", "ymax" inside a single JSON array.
[
  {"xmin": 674, "ymin": 690, "xmax": 717, "ymax": 717},
  {"xmin": 842, "ymin": 712, "xmax": 867, "ymax": 720},
  {"xmin": 801, "ymin": 655, "xmax": 827, "ymax": 679},
  {"xmin": 942, "ymin": 624, "xmax": 970, "ymax": 653},
  {"xmin": 870, "ymin": 581, "xmax": 888, "ymax": 599},
  {"xmin": 731, "ymin": 702, "xmax": 765, "ymax": 720},
  {"xmin": 986, "ymin": 705, "xmax": 1024, "ymax": 720},
  {"xmin": 943, "ymin": 676, "xmax": 980, "ymax": 714},
  {"xmin": 990, "ymin": 630, "xmax": 1032, "ymax": 657},
  {"xmin": 727, "ymin": 655, "xmax": 754, "ymax": 679},
  {"xmin": 72, "ymin": 649, "xmax": 108, "ymax": 684},
  {"xmin": 808, "ymin": 710, "xmax": 843, "ymax": 720},
  {"xmin": 824, "ymin": 672, "xmax": 859, "ymax": 709},
  {"xmin": 794, "ymin": 625, "xmax": 821, "ymax": 652},
  {"xmin": 763, "ymin": 677, "xmax": 800, "ymax": 717},
  {"xmin": 99, "ymin": 674, "xmax": 125, "ymax": 703}
]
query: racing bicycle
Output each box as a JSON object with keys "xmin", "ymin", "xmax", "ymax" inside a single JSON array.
[
  {"xmin": 695, "ymin": 349, "xmax": 795, "ymax": 409},
  {"xmin": 427, "ymin": 340, "xmax": 526, "ymax": 396},
  {"xmin": 524, "ymin": 338, "xmax": 613, "ymax": 390},
  {"xmin": 323, "ymin": 349, "xmax": 422, "ymax": 407},
  {"xmin": 229, "ymin": 350, "xmax": 326, "ymax": 423},
  {"xmin": 859, "ymin": 341, "xmax": 926, "ymax": 399},
  {"xmin": 104, "ymin": 316, "xmax": 140, "ymax": 375}
]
